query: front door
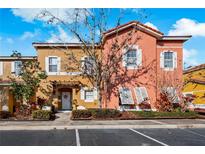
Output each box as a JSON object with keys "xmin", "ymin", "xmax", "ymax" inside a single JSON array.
[{"xmin": 62, "ymin": 92, "xmax": 71, "ymax": 110}]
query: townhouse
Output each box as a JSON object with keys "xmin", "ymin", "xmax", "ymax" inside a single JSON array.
[
  {"xmin": 0, "ymin": 56, "xmax": 36, "ymax": 112},
  {"xmin": 0, "ymin": 21, "xmax": 191, "ymax": 113},
  {"xmin": 183, "ymin": 64, "xmax": 205, "ymax": 108}
]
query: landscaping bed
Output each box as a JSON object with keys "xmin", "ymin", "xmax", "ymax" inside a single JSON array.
[
  {"xmin": 0, "ymin": 110, "xmax": 55, "ymax": 121},
  {"xmin": 71, "ymin": 109, "xmax": 202, "ymax": 120}
]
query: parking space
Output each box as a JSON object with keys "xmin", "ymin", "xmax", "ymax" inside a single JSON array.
[
  {"xmin": 134, "ymin": 128, "xmax": 205, "ymax": 146},
  {"xmin": 1, "ymin": 128, "xmax": 205, "ymax": 146},
  {"xmin": 78, "ymin": 129, "xmax": 161, "ymax": 146},
  {"xmin": 0, "ymin": 129, "xmax": 76, "ymax": 146}
]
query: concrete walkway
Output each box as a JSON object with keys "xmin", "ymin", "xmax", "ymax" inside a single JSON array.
[{"xmin": 1, "ymin": 114, "xmax": 205, "ymax": 130}]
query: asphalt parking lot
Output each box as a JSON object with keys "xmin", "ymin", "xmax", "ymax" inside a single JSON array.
[{"xmin": 1, "ymin": 128, "xmax": 205, "ymax": 146}]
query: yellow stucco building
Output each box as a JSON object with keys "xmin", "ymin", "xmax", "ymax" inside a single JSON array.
[
  {"xmin": 0, "ymin": 43, "xmax": 100, "ymax": 113},
  {"xmin": 183, "ymin": 64, "xmax": 205, "ymax": 107}
]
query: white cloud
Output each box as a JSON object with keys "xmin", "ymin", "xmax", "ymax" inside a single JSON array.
[
  {"xmin": 47, "ymin": 26, "xmax": 79, "ymax": 43},
  {"xmin": 11, "ymin": 8, "xmax": 88, "ymax": 24},
  {"xmin": 168, "ymin": 18, "xmax": 205, "ymax": 37},
  {"xmin": 7, "ymin": 38, "xmax": 14, "ymax": 44},
  {"xmin": 144, "ymin": 22, "xmax": 158, "ymax": 30},
  {"xmin": 20, "ymin": 29, "xmax": 40, "ymax": 40},
  {"xmin": 183, "ymin": 48, "xmax": 199, "ymax": 67}
]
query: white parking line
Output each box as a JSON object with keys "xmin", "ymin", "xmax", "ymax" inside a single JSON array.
[
  {"xmin": 75, "ymin": 129, "xmax": 81, "ymax": 146},
  {"xmin": 182, "ymin": 129, "xmax": 205, "ymax": 138},
  {"xmin": 129, "ymin": 128, "xmax": 168, "ymax": 146}
]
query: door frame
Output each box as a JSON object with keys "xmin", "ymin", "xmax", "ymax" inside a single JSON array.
[{"xmin": 61, "ymin": 91, "xmax": 72, "ymax": 110}]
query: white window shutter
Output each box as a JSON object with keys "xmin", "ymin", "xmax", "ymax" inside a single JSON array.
[
  {"xmin": 137, "ymin": 49, "xmax": 142, "ymax": 66},
  {"xmin": 135, "ymin": 87, "xmax": 143, "ymax": 104},
  {"xmin": 173, "ymin": 52, "xmax": 177, "ymax": 68},
  {"xmin": 140, "ymin": 87, "xmax": 148, "ymax": 99},
  {"xmin": 80, "ymin": 87, "xmax": 85, "ymax": 100},
  {"xmin": 122, "ymin": 50, "xmax": 127, "ymax": 67},
  {"xmin": 45, "ymin": 57, "xmax": 49, "ymax": 73},
  {"xmin": 11, "ymin": 62, "xmax": 15, "ymax": 73},
  {"xmin": 93, "ymin": 87, "xmax": 98, "ymax": 100},
  {"xmin": 57, "ymin": 57, "xmax": 61, "ymax": 74},
  {"xmin": 160, "ymin": 52, "xmax": 164, "ymax": 68},
  {"xmin": 0, "ymin": 62, "xmax": 3, "ymax": 75}
]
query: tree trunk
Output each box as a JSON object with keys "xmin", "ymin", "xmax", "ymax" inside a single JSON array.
[{"xmin": 97, "ymin": 85, "xmax": 102, "ymax": 109}]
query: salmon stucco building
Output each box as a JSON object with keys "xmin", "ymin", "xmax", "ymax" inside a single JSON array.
[{"xmin": 0, "ymin": 21, "xmax": 191, "ymax": 112}]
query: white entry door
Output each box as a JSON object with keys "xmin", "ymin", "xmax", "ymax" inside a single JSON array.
[{"xmin": 62, "ymin": 92, "xmax": 71, "ymax": 110}]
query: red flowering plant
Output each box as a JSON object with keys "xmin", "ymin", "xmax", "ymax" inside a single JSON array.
[{"xmin": 155, "ymin": 92, "xmax": 174, "ymax": 112}]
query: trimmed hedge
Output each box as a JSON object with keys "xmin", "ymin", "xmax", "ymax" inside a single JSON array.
[
  {"xmin": 72, "ymin": 109, "xmax": 121, "ymax": 119},
  {"xmin": 0, "ymin": 111, "xmax": 11, "ymax": 119},
  {"xmin": 72, "ymin": 110, "xmax": 92, "ymax": 119},
  {"xmin": 72, "ymin": 109, "xmax": 199, "ymax": 120},
  {"xmin": 32, "ymin": 110, "xmax": 52, "ymax": 120}
]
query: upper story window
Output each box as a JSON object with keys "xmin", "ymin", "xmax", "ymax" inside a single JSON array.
[
  {"xmin": 12, "ymin": 61, "xmax": 22, "ymax": 76},
  {"xmin": 45, "ymin": 56, "xmax": 61, "ymax": 75},
  {"xmin": 126, "ymin": 49, "xmax": 137, "ymax": 66},
  {"xmin": 160, "ymin": 51, "xmax": 177, "ymax": 70},
  {"xmin": 119, "ymin": 88, "xmax": 134, "ymax": 105},
  {"xmin": 49, "ymin": 57, "xmax": 58, "ymax": 72},
  {"xmin": 164, "ymin": 52, "xmax": 173, "ymax": 68},
  {"xmin": 82, "ymin": 56, "xmax": 95, "ymax": 75},
  {"xmin": 122, "ymin": 45, "xmax": 142, "ymax": 69}
]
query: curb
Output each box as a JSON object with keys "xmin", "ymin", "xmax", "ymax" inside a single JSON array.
[{"xmin": 1, "ymin": 124, "xmax": 205, "ymax": 130}]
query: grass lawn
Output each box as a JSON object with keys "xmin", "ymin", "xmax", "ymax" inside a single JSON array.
[{"xmin": 129, "ymin": 111, "xmax": 199, "ymax": 119}]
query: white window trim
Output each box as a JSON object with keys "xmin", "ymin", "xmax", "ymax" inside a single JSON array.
[
  {"xmin": 46, "ymin": 56, "xmax": 61, "ymax": 75},
  {"xmin": 11, "ymin": 61, "xmax": 22, "ymax": 76},
  {"xmin": 161, "ymin": 50, "xmax": 177, "ymax": 71},
  {"xmin": 80, "ymin": 87, "xmax": 97, "ymax": 102},
  {"xmin": 122, "ymin": 45, "xmax": 142, "ymax": 70},
  {"xmin": 135, "ymin": 87, "xmax": 150, "ymax": 104},
  {"xmin": 119, "ymin": 87, "xmax": 134, "ymax": 105}
]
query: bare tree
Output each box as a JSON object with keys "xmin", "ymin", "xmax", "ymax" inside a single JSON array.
[{"xmin": 37, "ymin": 8, "xmax": 154, "ymax": 108}]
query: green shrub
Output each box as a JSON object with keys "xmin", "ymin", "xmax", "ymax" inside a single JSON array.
[
  {"xmin": 32, "ymin": 110, "xmax": 52, "ymax": 120},
  {"xmin": 0, "ymin": 111, "xmax": 11, "ymax": 119},
  {"xmin": 91, "ymin": 109, "xmax": 121, "ymax": 118},
  {"xmin": 72, "ymin": 110, "xmax": 92, "ymax": 119},
  {"xmin": 72, "ymin": 109, "xmax": 121, "ymax": 119}
]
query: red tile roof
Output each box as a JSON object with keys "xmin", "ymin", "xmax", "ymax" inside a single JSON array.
[
  {"xmin": 184, "ymin": 64, "xmax": 205, "ymax": 74},
  {"xmin": 103, "ymin": 20, "xmax": 164, "ymax": 36}
]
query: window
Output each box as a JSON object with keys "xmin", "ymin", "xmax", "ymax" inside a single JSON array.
[
  {"xmin": 119, "ymin": 88, "xmax": 134, "ymax": 104},
  {"xmin": 13, "ymin": 61, "xmax": 22, "ymax": 76},
  {"xmin": 125, "ymin": 49, "xmax": 137, "ymax": 66},
  {"xmin": 122, "ymin": 46, "xmax": 142, "ymax": 69},
  {"xmin": 84, "ymin": 90, "xmax": 94, "ymax": 102},
  {"xmin": 160, "ymin": 51, "xmax": 177, "ymax": 70},
  {"xmin": 164, "ymin": 52, "xmax": 173, "ymax": 68},
  {"xmin": 135, "ymin": 87, "xmax": 149, "ymax": 104},
  {"xmin": 165, "ymin": 87, "xmax": 179, "ymax": 103},
  {"xmin": 82, "ymin": 56, "xmax": 95, "ymax": 74},
  {"xmin": 49, "ymin": 57, "xmax": 58, "ymax": 72}
]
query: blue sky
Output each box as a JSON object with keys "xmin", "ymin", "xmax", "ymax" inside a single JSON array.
[{"xmin": 0, "ymin": 8, "xmax": 205, "ymax": 68}]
